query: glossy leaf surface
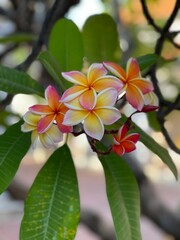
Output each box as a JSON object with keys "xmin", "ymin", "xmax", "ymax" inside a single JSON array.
[
  {"xmin": 82, "ymin": 13, "xmax": 121, "ymax": 63},
  {"xmin": 0, "ymin": 65, "xmax": 44, "ymax": 96},
  {"xmin": 20, "ymin": 144, "xmax": 80, "ymax": 240},
  {"xmin": 100, "ymin": 153, "xmax": 142, "ymax": 240},
  {"xmin": 0, "ymin": 121, "xmax": 31, "ymax": 193},
  {"xmin": 49, "ymin": 18, "xmax": 84, "ymax": 89}
]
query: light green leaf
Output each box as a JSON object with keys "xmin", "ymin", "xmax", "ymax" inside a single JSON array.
[
  {"xmin": 134, "ymin": 123, "xmax": 177, "ymax": 179},
  {"xmin": 82, "ymin": 13, "xmax": 121, "ymax": 63},
  {"xmin": 0, "ymin": 65, "xmax": 44, "ymax": 96},
  {"xmin": 20, "ymin": 144, "xmax": 80, "ymax": 240},
  {"xmin": 0, "ymin": 33, "xmax": 36, "ymax": 44},
  {"xmin": 49, "ymin": 18, "xmax": 84, "ymax": 88},
  {"xmin": 99, "ymin": 153, "xmax": 142, "ymax": 240},
  {"xmin": 38, "ymin": 50, "xmax": 66, "ymax": 91},
  {"xmin": 0, "ymin": 121, "xmax": 31, "ymax": 194}
]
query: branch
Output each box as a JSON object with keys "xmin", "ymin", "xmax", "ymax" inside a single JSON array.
[
  {"xmin": 17, "ymin": 0, "xmax": 80, "ymax": 71},
  {"xmin": 140, "ymin": 0, "xmax": 180, "ymax": 49},
  {"xmin": 0, "ymin": 6, "xmax": 14, "ymax": 20},
  {"xmin": 154, "ymin": 0, "xmax": 180, "ymax": 55},
  {"xmin": 9, "ymin": 0, "xmax": 18, "ymax": 10},
  {"xmin": 142, "ymin": 0, "xmax": 180, "ymax": 154}
]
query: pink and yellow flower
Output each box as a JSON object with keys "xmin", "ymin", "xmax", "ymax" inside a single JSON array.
[
  {"xmin": 103, "ymin": 58, "xmax": 154, "ymax": 111},
  {"xmin": 29, "ymin": 85, "xmax": 72, "ymax": 134},
  {"xmin": 112, "ymin": 124, "xmax": 140, "ymax": 156},
  {"xmin": 61, "ymin": 63, "xmax": 123, "ymax": 109},
  {"xmin": 21, "ymin": 111, "xmax": 63, "ymax": 148},
  {"xmin": 63, "ymin": 88, "xmax": 121, "ymax": 140}
]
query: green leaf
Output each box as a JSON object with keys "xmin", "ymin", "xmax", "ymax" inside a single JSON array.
[
  {"xmin": 0, "ymin": 65, "xmax": 44, "ymax": 96},
  {"xmin": 20, "ymin": 144, "xmax": 80, "ymax": 240},
  {"xmin": 38, "ymin": 50, "xmax": 66, "ymax": 91},
  {"xmin": 0, "ymin": 121, "xmax": 31, "ymax": 194},
  {"xmin": 99, "ymin": 153, "xmax": 142, "ymax": 240},
  {"xmin": 0, "ymin": 33, "xmax": 36, "ymax": 44},
  {"xmin": 134, "ymin": 123, "xmax": 177, "ymax": 179},
  {"xmin": 49, "ymin": 18, "xmax": 84, "ymax": 88},
  {"xmin": 82, "ymin": 14, "xmax": 121, "ymax": 63},
  {"xmin": 136, "ymin": 54, "xmax": 158, "ymax": 71},
  {"xmin": 146, "ymin": 111, "xmax": 161, "ymax": 131},
  {"xmin": 106, "ymin": 114, "xmax": 177, "ymax": 179}
]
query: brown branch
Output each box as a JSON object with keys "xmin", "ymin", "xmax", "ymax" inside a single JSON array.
[
  {"xmin": 17, "ymin": 0, "xmax": 80, "ymax": 71},
  {"xmin": 140, "ymin": 0, "xmax": 180, "ymax": 49},
  {"xmin": 142, "ymin": 0, "xmax": 180, "ymax": 154},
  {"xmin": 154, "ymin": 0, "xmax": 180, "ymax": 55}
]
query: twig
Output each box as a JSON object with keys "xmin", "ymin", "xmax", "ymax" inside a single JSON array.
[
  {"xmin": 142, "ymin": 0, "xmax": 180, "ymax": 154},
  {"xmin": 9, "ymin": 0, "xmax": 18, "ymax": 10},
  {"xmin": 154, "ymin": 0, "xmax": 180, "ymax": 55},
  {"xmin": 16, "ymin": 0, "xmax": 61, "ymax": 71},
  {"xmin": 140, "ymin": 0, "xmax": 180, "ymax": 49},
  {"xmin": 0, "ymin": 6, "xmax": 14, "ymax": 20}
]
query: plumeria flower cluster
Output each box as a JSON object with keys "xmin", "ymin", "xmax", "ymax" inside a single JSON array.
[{"xmin": 21, "ymin": 58, "xmax": 158, "ymax": 156}]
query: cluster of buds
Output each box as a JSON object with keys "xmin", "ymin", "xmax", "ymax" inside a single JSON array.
[{"xmin": 21, "ymin": 58, "xmax": 158, "ymax": 156}]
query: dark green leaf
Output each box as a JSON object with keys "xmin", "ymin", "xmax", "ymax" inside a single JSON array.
[
  {"xmin": 99, "ymin": 153, "xmax": 142, "ymax": 240},
  {"xmin": 20, "ymin": 144, "xmax": 80, "ymax": 240},
  {"xmin": 0, "ymin": 65, "xmax": 44, "ymax": 96},
  {"xmin": 146, "ymin": 111, "xmax": 161, "ymax": 131},
  {"xmin": 49, "ymin": 18, "xmax": 84, "ymax": 88},
  {"xmin": 134, "ymin": 123, "xmax": 177, "ymax": 179},
  {"xmin": 38, "ymin": 50, "xmax": 66, "ymax": 91},
  {"xmin": 106, "ymin": 114, "xmax": 177, "ymax": 178},
  {"xmin": 0, "ymin": 121, "xmax": 31, "ymax": 194},
  {"xmin": 0, "ymin": 33, "xmax": 36, "ymax": 44},
  {"xmin": 136, "ymin": 54, "xmax": 158, "ymax": 71},
  {"xmin": 82, "ymin": 14, "xmax": 121, "ymax": 63}
]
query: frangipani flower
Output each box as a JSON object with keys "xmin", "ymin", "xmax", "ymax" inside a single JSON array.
[
  {"xmin": 61, "ymin": 63, "xmax": 123, "ymax": 109},
  {"xmin": 29, "ymin": 85, "xmax": 72, "ymax": 134},
  {"xmin": 103, "ymin": 58, "xmax": 154, "ymax": 111},
  {"xmin": 63, "ymin": 88, "xmax": 121, "ymax": 140},
  {"xmin": 112, "ymin": 124, "xmax": 140, "ymax": 156},
  {"xmin": 21, "ymin": 111, "xmax": 63, "ymax": 148}
]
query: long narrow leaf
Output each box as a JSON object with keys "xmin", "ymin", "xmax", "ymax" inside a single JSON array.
[
  {"xmin": 0, "ymin": 33, "xmax": 36, "ymax": 44},
  {"xmin": 0, "ymin": 65, "xmax": 44, "ymax": 96},
  {"xmin": 20, "ymin": 144, "xmax": 80, "ymax": 240},
  {"xmin": 99, "ymin": 153, "xmax": 142, "ymax": 240},
  {"xmin": 106, "ymin": 115, "xmax": 177, "ymax": 179},
  {"xmin": 136, "ymin": 54, "xmax": 158, "ymax": 71},
  {"xmin": 0, "ymin": 121, "xmax": 31, "ymax": 193},
  {"xmin": 135, "ymin": 123, "xmax": 177, "ymax": 179}
]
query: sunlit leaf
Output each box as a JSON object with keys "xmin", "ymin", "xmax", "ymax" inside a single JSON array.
[
  {"xmin": 99, "ymin": 153, "xmax": 142, "ymax": 240},
  {"xmin": 0, "ymin": 65, "xmax": 44, "ymax": 96},
  {"xmin": 0, "ymin": 121, "xmax": 31, "ymax": 194},
  {"xmin": 20, "ymin": 144, "xmax": 80, "ymax": 240},
  {"xmin": 82, "ymin": 13, "xmax": 121, "ymax": 63},
  {"xmin": 49, "ymin": 18, "xmax": 84, "ymax": 88}
]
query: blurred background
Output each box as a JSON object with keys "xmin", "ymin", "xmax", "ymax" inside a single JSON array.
[{"xmin": 0, "ymin": 0, "xmax": 179, "ymax": 239}]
